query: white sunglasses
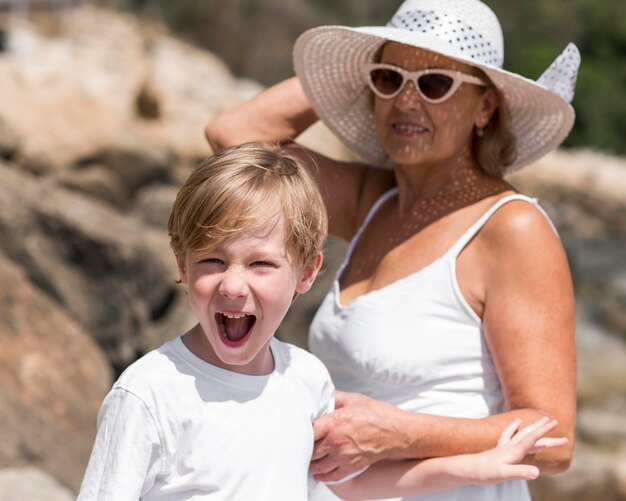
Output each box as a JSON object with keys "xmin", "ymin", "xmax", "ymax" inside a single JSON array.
[{"xmin": 364, "ymin": 63, "xmax": 487, "ymax": 103}]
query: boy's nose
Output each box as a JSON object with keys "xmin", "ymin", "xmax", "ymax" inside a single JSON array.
[{"xmin": 218, "ymin": 272, "xmax": 248, "ymax": 299}]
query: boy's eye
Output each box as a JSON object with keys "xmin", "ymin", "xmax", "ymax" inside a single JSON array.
[
  {"xmin": 251, "ymin": 261, "xmax": 274, "ymax": 268},
  {"xmin": 198, "ymin": 258, "xmax": 224, "ymax": 265}
]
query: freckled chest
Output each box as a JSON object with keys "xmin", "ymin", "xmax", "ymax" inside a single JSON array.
[{"xmin": 339, "ymin": 186, "xmax": 509, "ymax": 306}]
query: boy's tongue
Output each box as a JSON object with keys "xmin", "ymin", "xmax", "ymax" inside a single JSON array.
[{"xmin": 222, "ymin": 315, "xmax": 254, "ymax": 342}]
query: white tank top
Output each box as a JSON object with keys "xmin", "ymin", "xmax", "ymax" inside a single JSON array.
[{"xmin": 309, "ymin": 189, "xmax": 555, "ymax": 501}]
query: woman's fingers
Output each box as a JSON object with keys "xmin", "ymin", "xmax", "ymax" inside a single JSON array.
[
  {"xmin": 312, "ymin": 414, "xmax": 332, "ymax": 443},
  {"xmin": 334, "ymin": 391, "xmax": 349, "ymax": 409},
  {"xmin": 334, "ymin": 390, "xmax": 366, "ymax": 409},
  {"xmin": 309, "ymin": 453, "xmax": 338, "ymax": 476}
]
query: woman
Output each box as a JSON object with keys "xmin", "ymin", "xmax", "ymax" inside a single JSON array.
[{"xmin": 205, "ymin": 0, "xmax": 579, "ymax": 499}]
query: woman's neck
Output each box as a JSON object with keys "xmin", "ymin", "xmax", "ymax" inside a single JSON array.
[{"xmin": 393, "ymin": 153, "xmax": 507, "ymax": 216}]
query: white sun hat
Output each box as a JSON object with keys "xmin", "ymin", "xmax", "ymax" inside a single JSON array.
[{"xmin": 293, "ymin": 0, "xmax": 581, "ymax": 173}]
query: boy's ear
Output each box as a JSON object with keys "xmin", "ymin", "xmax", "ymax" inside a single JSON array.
[
  {"xmin": 295, "ymin": 252, "xmax": 323, "ymax": 294},
  {"xmin": 175, "ymin": 252, "xmax": 188, "ymax": 284}
]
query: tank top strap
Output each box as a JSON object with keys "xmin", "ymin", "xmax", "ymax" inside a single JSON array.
[
  {"xmin": 447, "ymin": 193, "xmax": 557, "ymax": 258},
  {"xmin": 336, "ymin": 187, "xmax": 399, "ymax": 278}
]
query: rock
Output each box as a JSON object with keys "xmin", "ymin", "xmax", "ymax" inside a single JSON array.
[
  {"xmin": 576, "ymin": 304, "xmax": 626, "ymax": 407},
  {"xmin": 54, "ymin": 163, "xmax": 130, "ymax": 208},
  {"xmin": 0, "ymin": 40, "xmax": 128, "ymax": 171},
  {"xmin": 0, "ymin": 253, "xmax": 112, "ymax": 493},
  {"xmin": 0, "ymin": 467, "xmax": 75, "ymax": 501},
  {"xmin": 0, "ymin": 163, "xmax": 192, "ymax": 374},
  {"xmin": 596, "ymin": 272, "xmax": 626, "ymax": 341},
  {"xmin": 133, "ymin": 183, "xmax": 179, "ymax": 230},
  {"xmin": 135, "ymin": 79, "xmax": 161, "ymax": 120},
  {"xmin": 0, "ymin": 116, "xmax": 19, "ymax": 160},
  {"xmin": 75, "ymin": 142, "xmax": 175, "ymax": 196},
  {"xmin": 0, "ymin": 5, "xmax": 248, "ymax": 172},
  {"xmin": 530, "ymin": 444, "xmax": 626, "ymax": 501},
  {"xmin": 577, "ymin": 399, "xmax": 626, "ymax": 451}
]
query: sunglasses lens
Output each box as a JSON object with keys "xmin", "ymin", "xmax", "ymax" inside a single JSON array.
[
  {"xmin": 417, "ymin": 74, "xmax": 455, "ymax": 101},
  {"xmin": 369, "ymin": 68, "xmax": 403, "ymax": 96}
]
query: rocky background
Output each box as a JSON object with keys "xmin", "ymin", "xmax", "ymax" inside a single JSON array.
[{"xmin": 0, "ymin": 5, "xmax": 624, "ymax": 500}]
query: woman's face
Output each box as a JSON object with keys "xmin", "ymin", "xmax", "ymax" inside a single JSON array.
[{"xmin": 373, "ymin": 42, "xmax": 498, "ymax": 169}]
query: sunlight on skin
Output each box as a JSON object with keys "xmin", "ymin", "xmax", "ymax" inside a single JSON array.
[{"xmin": 341, "ymin": 42, "xmax": 509, "ymax": 292}]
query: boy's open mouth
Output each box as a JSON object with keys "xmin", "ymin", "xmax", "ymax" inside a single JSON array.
[{"xmin": 215, "ymin": 312, "xmax": 256, "ymax": 345}]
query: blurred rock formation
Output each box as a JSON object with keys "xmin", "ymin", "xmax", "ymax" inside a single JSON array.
[{"xmin": 0, "ymin": 5, "xmax": 623, "ymax": 498}]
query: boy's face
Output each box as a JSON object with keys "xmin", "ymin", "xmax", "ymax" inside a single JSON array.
[{"xmin": 176, "ymin": 214, "xmax": 322, "ymax": 375}]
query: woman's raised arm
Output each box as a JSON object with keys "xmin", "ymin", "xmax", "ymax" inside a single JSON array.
[
  {"xmin": 205, "ymin": 77, "xmax": 318, "ymax": 151},
  {"xmin": 205, "ymin": 77, "xmax": 394, "ymax": 241}
]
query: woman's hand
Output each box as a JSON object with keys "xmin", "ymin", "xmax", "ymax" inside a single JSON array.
[{"xmin": 310, "ymin": 391, "xmax": 408, "ymax": 482}]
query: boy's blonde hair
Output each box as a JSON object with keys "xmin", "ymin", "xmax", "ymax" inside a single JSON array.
[{"xmin": 168, "ymin": 142, "xmax": 327, "ymax": 267}]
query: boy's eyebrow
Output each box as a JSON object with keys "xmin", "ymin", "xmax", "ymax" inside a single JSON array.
[{"xmin": 192, "ymin": 246, "xmax": 290, "ymax": 260}]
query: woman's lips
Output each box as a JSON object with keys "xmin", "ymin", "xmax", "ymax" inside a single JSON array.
[{"xmin": 392, "ymin": 122, "xmax": 429, "ymax": 137}]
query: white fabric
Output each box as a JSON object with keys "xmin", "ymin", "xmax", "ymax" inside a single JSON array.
[
  {"xmin": 308, "ymin": 191, "xmax": 554, "ymax": 501},
  {"xmin": 78, "ymin": 337, "xmax": 335, "ymax": 501}
]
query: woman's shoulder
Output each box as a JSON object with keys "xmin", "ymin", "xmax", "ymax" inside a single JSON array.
[
  {"xmin": 475, "ymin": 193, "xmax": 564, "ymax": 267},
  {"xmin": 482, "ymin": 194, "xmax": 555, "ymax": 240}
]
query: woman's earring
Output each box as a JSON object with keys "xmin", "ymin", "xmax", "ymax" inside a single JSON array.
[{"xmin": 475, "ymin": 127, "xmax": 485, "ymax": 137}]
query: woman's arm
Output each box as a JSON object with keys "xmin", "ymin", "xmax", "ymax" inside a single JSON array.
[
  {"xmin": 474, "ymin": 201, "xmax": 576, "ymax": 470},
  {"xmin": 205, "ymin": 77, "xmax": 392, "ymax": 241},
  {"xmin": 329, "ymin": 418, "xmax": 566, "ymax": 500},
  {"xmin": 311, "ymin": 202, "xmax": 576, "ymax": 481},
  {"xmin": 205, "ymin": 77, "xmax": 318, "ymax": 151}
]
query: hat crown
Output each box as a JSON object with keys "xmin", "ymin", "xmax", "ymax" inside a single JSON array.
[{"xmin": 386, "ymin": 0, "xmax": 504, "ymax": 67}]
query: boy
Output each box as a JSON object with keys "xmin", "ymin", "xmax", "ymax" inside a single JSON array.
[{"xmin": 78, "ymin": 143, "xmax": 563, "ymax": 500}]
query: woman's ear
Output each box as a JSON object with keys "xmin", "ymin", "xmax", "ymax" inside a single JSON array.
[
  {"xmin": 475, "ymin": 87, "xmax": 500, "ymax": 129},
  {"xmin": 296, "ymin": 252, "xmax": 324, "ymax": 294}
]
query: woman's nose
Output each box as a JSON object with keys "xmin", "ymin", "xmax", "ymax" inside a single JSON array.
[
  {"xmin": 395, "ymin": 81, "xmax": 424, "ymax": 111},
  {"xmin": 218, "ymin": 271, "xmax": 248, "ymax": 299}
]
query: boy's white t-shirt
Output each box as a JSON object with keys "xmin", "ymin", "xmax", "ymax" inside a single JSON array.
[{"xmin": 78, "ymin": 336, "xmax": 335, "ymax": 501}]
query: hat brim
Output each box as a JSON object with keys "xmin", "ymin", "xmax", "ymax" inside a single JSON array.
[{"xmin": 293, "ymin": 25, "xmax": 575, "ymax": 173}]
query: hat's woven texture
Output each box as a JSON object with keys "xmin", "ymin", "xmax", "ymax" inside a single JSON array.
[{"xmin": 293, "ymin": 0, "xmax": 580, "ymax": 173}]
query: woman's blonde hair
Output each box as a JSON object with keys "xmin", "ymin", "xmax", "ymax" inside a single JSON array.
[{"xmin": 168, "ymin": 142, "xmax": 327, "ymax": 267}]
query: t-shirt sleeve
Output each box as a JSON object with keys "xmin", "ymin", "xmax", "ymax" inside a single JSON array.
[
  {"xmin": 77, "ymin": 387, "xmax": 163, "ymax": 500},
  {"xmin": 314, "ymin": 362, "xmax": 336, "ymax": 420}
]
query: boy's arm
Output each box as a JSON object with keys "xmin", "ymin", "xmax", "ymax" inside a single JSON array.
[
  {"xmin": 78, "ymin": 388, "xmax": 162, "ymax": 500},
  {"xmin": 328, "ymin": 418, "xmax": 564, "ymax": 501}
]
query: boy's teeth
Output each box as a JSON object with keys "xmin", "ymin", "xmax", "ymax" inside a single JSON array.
[
  {"xmin": 223, "ymin": 313, "xmax": 246, "ymax": 319},
  {"xmin": 216, "ymin": 312, "xmax": 256, "ymax": 342}
]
